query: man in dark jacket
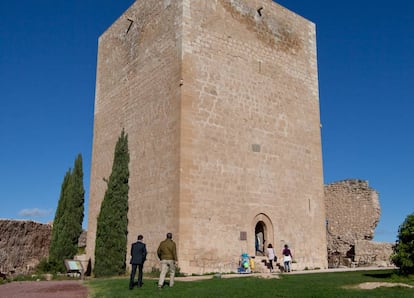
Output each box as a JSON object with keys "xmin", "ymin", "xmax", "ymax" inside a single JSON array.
[
  {"xmin": 129, "ymin": 234, "xmax": 147, "ymax": 289},
  {"xmin": 157, "ymin": 232, "xmax": 177, "ymax": 288}
]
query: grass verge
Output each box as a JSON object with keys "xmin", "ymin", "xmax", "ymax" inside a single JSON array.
[{"xmin": 86, "ymin": 269, "xmax": 414, "ymax": 298}]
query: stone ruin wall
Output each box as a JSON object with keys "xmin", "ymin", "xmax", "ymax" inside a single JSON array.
[
  {"xmin": 325, "ymin": 179, "xmax": 380, "ymax": 254},
  {"xmin": 325, "ymin": 179, "xmax": 393, "ymax": 266},
  {"xmin": 0, "ymin": 220, "xmax": 88, "ymax": 276},
  {"xmin": 355, "ymin": 240, "xmax": 394, "ymax": 267},
  {"xmin": 0, "ymin": 220, "xmax": 52, "ymax": 275}
]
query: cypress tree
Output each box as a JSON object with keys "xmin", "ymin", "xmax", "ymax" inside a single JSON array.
[
  {"xmin": 49, "ymin": 170, "xmax": 71, "ymax": 268},
  {"xmin": 94, "ymin": 130, "xmax": 130, "ymax": 277},
  {"xmin": 68, "ymin": 154, "xmax": 85, "ymax": 252},
  {"xmin": 49, "ymin": 155, "xmax": 85, "ymax": 272}
]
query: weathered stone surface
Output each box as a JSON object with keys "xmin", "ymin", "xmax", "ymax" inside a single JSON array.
[
  {"xmin": 325, "ymin": 179, "xmax": 380, "ymax": 254},
  {"xmin": 87, "ymin": 0, "xmax": 327, "ymax": 274},
  {"xmin": 78, "ymin": 230, "xmax": 87, "ymax": 248},
  {"xmin": 325, "ymin": 179, "xmax": 392, "ymax": 266},
  {"xmin": 355, "ymin": 240, "xmax": 393, "ymax": 267},
  {"xmin": 0, "ymin": 220, "xmax": 51, "ymax": 275}
]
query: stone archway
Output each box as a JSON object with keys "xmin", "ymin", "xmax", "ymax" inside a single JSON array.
[{"xmin": 253, "ymin": 213, "xmax": 274, "ymax": 256}]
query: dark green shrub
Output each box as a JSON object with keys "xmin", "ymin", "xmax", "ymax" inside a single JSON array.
[
  {"xmin": 94, "ymin": 130, "xmax": 130, "ymax": 277},
  {"xmin": 392, "ymin": 213, "xmax": 414, "ymax": 274},
  {"xmin": 49, "ymin": 155, "xmax": 85, "ymax": 272}
]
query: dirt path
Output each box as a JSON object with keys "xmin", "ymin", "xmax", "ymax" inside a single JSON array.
[
  {"xmin": 349, "ymin": 282, "xmax": 414, "ymax": 290},
  {"xmin": 0, "ymin": 280, "xmax": 88, "ymax": 298}
]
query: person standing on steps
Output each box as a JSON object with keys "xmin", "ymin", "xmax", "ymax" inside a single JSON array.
[
  {"xmin": 266, "ymin": 243, "xmax": 276, "ymax": 273},
  {"xmin": 157, "ymin": 232, "xmax": 177, "ymax": 288},
  {"xmin": 129, "ymin": 234, "xmax": 147, "ymax": 289},
  {"xmin": 282, "ymin": 244, "xmax": 293, "ymax": 272}
]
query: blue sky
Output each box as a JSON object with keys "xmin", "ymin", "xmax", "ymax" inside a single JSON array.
[{"xmin": 0, "ymin": 0, "xmax": 412, "ymax": 243}]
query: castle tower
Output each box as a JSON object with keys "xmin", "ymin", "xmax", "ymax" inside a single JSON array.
[{"xmin": 86, "ymin": 0, "xmax": 327, "ymax": 274}]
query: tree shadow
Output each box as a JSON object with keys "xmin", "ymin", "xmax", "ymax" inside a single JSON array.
[{"xmin": 363, "ymin": 272, "xmax": 395, "ymax": 279}]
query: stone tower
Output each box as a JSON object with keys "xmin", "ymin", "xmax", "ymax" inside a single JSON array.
[{"xmin": 86, "ymin": 0, "xmax": 327, "ymax": 274}]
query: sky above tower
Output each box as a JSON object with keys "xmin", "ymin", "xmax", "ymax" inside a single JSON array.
[{"xmin": 0, "ymin": 0, "xmax": 413, "ymax": 243}]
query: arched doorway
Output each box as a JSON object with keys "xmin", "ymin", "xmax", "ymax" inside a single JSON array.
[
  {"xmin": 253, "ymin": 213, "xmax": 274, "ymax": 257},
  {"xmin": 255, "ymin": 221, "xmax": 265, "ymax": 256}
]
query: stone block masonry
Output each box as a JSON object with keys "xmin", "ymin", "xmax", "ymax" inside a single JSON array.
[
  {"xmin": 325, "ymin": 179, "xmax": 392, "ymax": 266},
  {"xmin": 325, "ymin": 179, "xmax": 380, "ymax": 254},
  {"xmin": 0, "ymin": 220, "xmax": 51, "ymax": 275},
  {"xmin": 87, "ymin": 0, "xmax": 327, "ymax": 274}
]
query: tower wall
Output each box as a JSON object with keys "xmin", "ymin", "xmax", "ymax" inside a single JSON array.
[
  {"xmin": 178, "ymin": 0, "xmax": 326, "ymax": 273},
  {"xmin": 86, "ymin": 0, "xmax": 183, "ymax": 268},
  {"xmin": 87, "ymin": 0, "xmax": 327, "ymax": 274}
]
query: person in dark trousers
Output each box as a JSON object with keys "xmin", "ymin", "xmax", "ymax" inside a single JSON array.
[{"xmin": 129, "ymin": 234, "xmax": 147, "ymax": 289}]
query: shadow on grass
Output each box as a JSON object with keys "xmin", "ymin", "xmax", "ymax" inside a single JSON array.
[{"xmin": 363, "ymin": 271, "xmax": 397, "ymax": 279}]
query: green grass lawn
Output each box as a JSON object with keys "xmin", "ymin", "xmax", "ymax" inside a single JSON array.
[{"xmin": 86, "ymin": 270, "xmax": 414, "ymax": 298}]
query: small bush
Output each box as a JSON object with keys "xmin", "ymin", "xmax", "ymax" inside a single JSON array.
[
  {"xmin": 36, "ymin": 258, "xmax": 63, "ymax": 274},
  {"xmin": 175, "ymin": 266, "xmax": 185, "ymax": 277},
  {"xmin": 392, "ymin": 213, "xmax": 414, "ymax": 275},
  {"xmin": 146, "ymin": 265, "xmax": 185, "ymax": 278},
  {"xmin": 145, "ymin": 267, "xmax": 161, "ymax": 278}
]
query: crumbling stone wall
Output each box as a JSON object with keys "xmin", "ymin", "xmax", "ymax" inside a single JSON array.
[
  {"xmin": 325, "ymin": 179, "xmax": 392, "ymax": 266},
  {"xmin": 0, "ymin": 220, "xmax": 52, "ymax": 275},
  {"xmin": 355, "ymin": 240, "xmax": 393, "ymax": 267},
  {"xmin": 325, "ymin": 179, "xmax": 380, "ymax": 255}
]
